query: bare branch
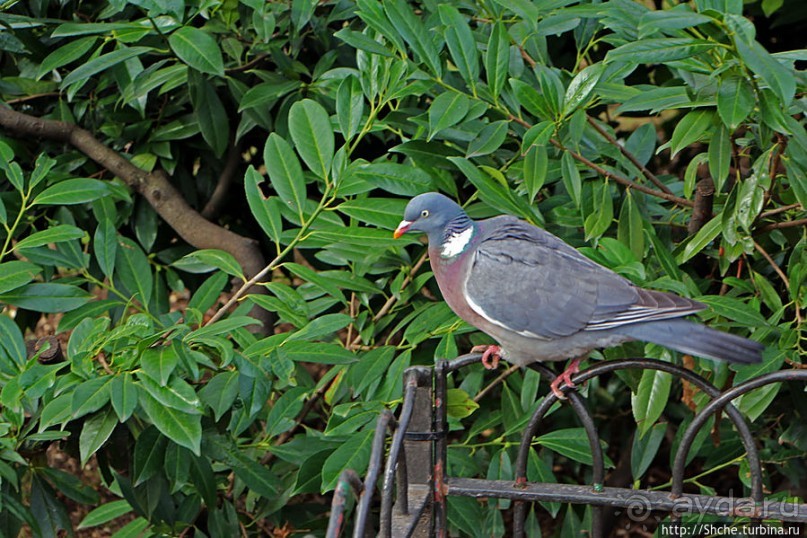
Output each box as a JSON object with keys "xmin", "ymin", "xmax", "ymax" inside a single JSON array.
[{"xmin": 0, "ymin": 105, "xmax": 273, "ymax": 332}]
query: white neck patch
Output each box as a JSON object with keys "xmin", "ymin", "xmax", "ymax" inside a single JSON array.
[{"xmin": 441, "ymin": 227, "xmax": 473, "ymax": 258}]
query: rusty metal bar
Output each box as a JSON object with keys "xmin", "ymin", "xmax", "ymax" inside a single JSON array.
[
  {"xmin": 512, "ymin": 362, "xmax": 605, "ymax": 537},
  {"xmin": 672, "ymin": 369, "xmax": 807, "ymax": 498},
  {"xmin": 353, "ymin": 410, "xmax": 394, "ymax": 538},
  {"xmin": 379, "ymin": 371, "xmax": 418, "ymax": 537},
  {"xmin": 446, "ymin": 478, "xmax": 807, "ymax": 522},
  {"xmin": 573, "ymin": 358, "xmax": 764, "ymax": 501},
  {"xmin": 326, "ymin": 469, "xmax": 363, "ymax": 538},
  {"xmin": 434, "ymin": 359, "xmax": 449, "ymax": 538}
]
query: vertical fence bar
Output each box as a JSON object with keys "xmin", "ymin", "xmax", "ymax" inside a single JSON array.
[{"xmin": 434, "ymin": 359, "xmax": 449, "ymax": 538}]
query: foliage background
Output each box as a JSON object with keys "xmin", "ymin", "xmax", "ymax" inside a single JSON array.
[{"xmin": 0, "ymin": 0, "xmax": 805, "ymax": 536}]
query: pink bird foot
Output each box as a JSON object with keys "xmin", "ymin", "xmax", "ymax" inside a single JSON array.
[
  {"xmin": 549, "ymin": 357, "xmax": 582, "ymax": 399},
  {"xmin": 471, "ymin": 344, "xmax": 502, "ymax": 370}
]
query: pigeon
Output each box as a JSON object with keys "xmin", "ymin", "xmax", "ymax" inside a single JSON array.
[{"xmin": 393, "ymin": 192, "xmax": 764, "ymax": 397}]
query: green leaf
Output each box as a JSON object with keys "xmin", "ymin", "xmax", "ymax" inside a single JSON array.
[
  {"xmin": 116, "ymin": 237, "xmax": 153, "ymax": 305},
  {"xmin": 15, "ymin": 225, "xmax": 85, "ymax": 250},
  {"xmin": 263, "ymin": 134, "xmax": 307, "ymax": 219},
  {"xmin": 0, "ymin": 313, "xmax": 26, "ymax": 371},
  {"xmin": 93, "ymin": 220, "xmax": 117, "ymax": 278},
  {"xmin": 617, "ymin": 190, "xmax": 645, "ymax": 259},
  {"xmin": 485, "ymin": 23, "xmax": 509, "ymax": 102},
  {"xmin": 696, "ymin": 296, "xmax": 767, "ymax": 327},
  {"xmin": 523, "ymin": 145, "xmax": 548, "ymax": 202},
  {"xmin": 717, "ymin": 77, "xmax": 754, "ymax": 129},
  {"xmin": 278, "ymin": 341, "xmax": 358, "ymax": 365},
  {"xmin": 337, "ymin": 197, "xmax": 407, "ymax": 229},
  {"xmin": 110, "ymin": 374, "xmax": 138, "ymax": 422},
  {"xmin": 33, "ymin": 178, "xmax": 109, "ymax": 205},
  {"xmin": 708, "ymin": 125, "xmax": 732, "ymax": 193},
  {"xmin": 321, "ymin": 427, "xmax": 374, "ymax": 491},
  {"xmin": 439, "ymin": 5, "xmax": 479, "ymax": 88},
  {"xmin": 266, "ymin": 387, "xmax": 307, "ymax": 437},
  {"xmin": 286, "ymin": 313, "xmax": 352, "ymax": 343},
  {"xmin": 428, "ymin": 92, "xmax": 470, "ymax": 140},
  {"xmin": 631, "ymin": 423, "xmax": 666, "ymax": 480},
  {"xmin": 561, "ymin": 152, "xmax": 582, "ymax": 207},
  {"xmin": 140, "ymin": 346, "xmax": 179, "ymax": 386},
  {"xmin": 181, "ymin": 249, "xmax": 244, "ymax": 280},
  {"xmin": 78, "ymin": 500, "xmax": 132, "ymax": 529},
  {"xmin": 61, "ymin": 46, "xmax": 152, "ymax": 88},
  {"xmin": 353, "ymin": 162, "xmax": 433, "ymax": 196},
  {"xmin": 631, "ymin": 370, "xmax": 671, "ymax": 437},
  {"xmin": 238, "ymin": 80, "xmax": 302, "ymax": 111},
  {"xmin": 0, "ymin": 261, "xmax": 41, "ymax": 295},
  {"xmin": 198, "ymin": 371, "xmax": 240, "ymax": 422},
  {"xmin": 562, "ymin": 63, "xmax": 605, "ymax": 117},
  {"xmin": 618, "ymin": 86, "xmax": 694, "ymax": 114},
  {"xmin": 606, "ymin": 38, "xmax": 715, "ymax": 64},
  {"xmin": 169, "ymin": 26, "xmax": 224, "ymax": 76},
  {"xmin": 189, "ymin": 71, "xmax": 229, "ymax": 157},
  {"xmin": 669, "ymin": 109, "xmax": 714, "ymax": 158},
  {"xmin": 139, "ymin": 390, "xmax": 202, "ymax": 455},
  {"xmin": 246, "ymin": 186, "xmax": 283, "ymax": 247},
  {"xmin": 638, "ymin": 5, "xmax": 711, "ymax": 35},
  {"xmin": 677, "ymin": 216, "xmax": 722, "ymax": 264},
  {"xmin": 79, "ymin": 407, "xmax": 118, "ymax": 467},
  {"xmin": 333, "ymin": 28, "xmax": 394, "ymax": 57},
  {"xmin": 0, "ymin": 283, "xmax": 92, "ymax": 313},
  {"xmin": 72, "ymin": 377, "xmax": 112, "ymax": 420},
  {"xmin": 383, "ymin": 0, "xmax": 442, "ymax": 78},
  {"xmin": 138, "ymin": 374, "xmax": 202, "ymax": 414},
  {"xmin": 536, "ymin": 428, "xmax": 598, "ymax": 465},
  {"xmin": 133, "ymin": 427, "xmax": 167, "ymax": 486},
  {"xmin": 511, "ymin": 79, "xmax": 553, "ymax": 121},
  {"xmin": 37, "ymin": 36, "xmax": 97, "ymax": 79},
  {"xmin": 522, "ymin": 121, "xmax": 555, "ymax": 153},
  {"xmin": 447, "ymin": 388, "xmax": 479, "ymax": 419},
  {"xmin": 730, "ymin": 24, "xmax": 795, "ymax": 105},
  {"xmin": 336, "ymin": 76, "xmax": 365, "ymax": 142},
  {"xmin": 584, "ymin": 182, "xmax": 614, "ymax": 241},
  {"xmin": 466, "ymin": 121, "xmax": 509, "ymax": 158},
  {"xmin": 289, "ymin": 99, "xmax": 334, "ymax": 180}
]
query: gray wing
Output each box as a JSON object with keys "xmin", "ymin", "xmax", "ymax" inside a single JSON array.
[{"xmin": 463, "ymin": 217, "xmax": 704, "ymax": 339}]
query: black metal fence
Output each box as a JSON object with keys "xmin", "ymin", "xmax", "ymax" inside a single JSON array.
[{"xmin": 326, "ymin": 354, "xmax": 807, "ymax": 537}]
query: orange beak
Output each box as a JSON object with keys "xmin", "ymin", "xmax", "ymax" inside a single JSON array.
[{"xmin": 393, "ymin": 220, "xmax": 412, "ymax": 239}]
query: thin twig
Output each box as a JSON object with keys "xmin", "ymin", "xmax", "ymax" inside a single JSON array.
[
  {"xmin": 474, "ymin": 364, "xmax": 520, "ymax": 402},
  {"xmin": 6, "ymin": 92, "xmax": 61, "ymax": 104},
  {"xmin": 224, "ymin": 52, "xmax": 269, "ymax": 74},
  {"xmin": 350, "ymin": 251, "xmax": 430, "ymax": 347},
  {"xmin": 551, "ymin": 137, "xmax": 694, "ymax": 207},
  {"xmin": 753, "ymin": 241, "xmax": 789, "ymax": 289},
  {"xmin": 586, "ymin": 116, "xmax": 674, "ymax": 195},
  {"xmin": 507, "ymin": 113, "xmax": 693, "ymax": 207},
  {"xmin": 759, "ymin": 203, "xmax": 801, "ymax": 219},
  {"xmin": 759, "ymin": 218, "xmax": 807, "ymax": 233}
]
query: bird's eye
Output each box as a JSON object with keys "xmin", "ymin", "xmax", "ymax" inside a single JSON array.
[{"xmin": 421, "ymin": 209, "xmax": 430, "ymax": 218}]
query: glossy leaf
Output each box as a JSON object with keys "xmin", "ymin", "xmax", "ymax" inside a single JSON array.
[
  {"xmin": 139, "ymin": 390, "xmax": 202, "ymax": 455},
  {"xmin": 169, "ymin": 27, "xmax": 224, "ymax": 76},
  {"xmin": 485, "ymin": 23, "xmax": 509, "ymax": 102},
  {"xmin": 289, "ymin": 99, "xmax": 334, "ymax": 180},
  {"xmin": 631, "ymin": 370, "xmax": 671, "ymax": 437},
  {"xmin": 79, "ymin": 407, "xmax": 118, "ymax": 466},
  {"xmin": 263, "ymin": 134, "xmax": 307, "ymax": 219}
]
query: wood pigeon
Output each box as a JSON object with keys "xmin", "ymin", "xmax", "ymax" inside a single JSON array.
[{"xmin": 393, "ymin": 192, "xmax": 764, "ymax": 397}]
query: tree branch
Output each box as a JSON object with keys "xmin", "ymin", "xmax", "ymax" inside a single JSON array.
[
  {"xmin": 507, "ymin": 113, "xmax": 693, "ymax": 207},
  {"xmin": 0, "ymin": 105, "xmax": 273, "ymax": 332},
  {"xmin": 758, "ymin": 218, "xmax": 807, "ymax": 233},
  {"xmin": 688, "ymin": 178, "xmax": 715, "ymax": 235},
  {"xmin": 586, "ymin": 116, "xmax": 674, "ymax": 195},
  {"xmin": 202, "ymin": 140, "xmax": 241, "ymax": 220}
]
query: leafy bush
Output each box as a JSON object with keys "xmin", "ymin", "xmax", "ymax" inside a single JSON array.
[{"xmin": 0, "ymin": 0, "xmax": 805, "ymax": 536}]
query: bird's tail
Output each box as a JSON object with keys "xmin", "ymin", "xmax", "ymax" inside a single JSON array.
[{"xmin": 618, "ymin": 319, "xmax": 764, "ymax": 364}]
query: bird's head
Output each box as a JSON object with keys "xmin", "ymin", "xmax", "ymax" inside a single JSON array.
[{"xmin": 393, "ymin": 192, "xmax": 468, "ymax": 243}]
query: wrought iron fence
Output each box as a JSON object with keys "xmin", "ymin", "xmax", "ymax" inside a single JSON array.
[{"xmin": 326, "ymin": 354, "xmax": 807, "ymax": 537}]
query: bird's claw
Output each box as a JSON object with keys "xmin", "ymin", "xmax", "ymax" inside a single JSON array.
[
  {"xmin": 550, "ymin": 358, "xmax": 582, "ymax": 400},
  {"xmin": 471, "ymin": 344, "xmax": 502, "ymax": 370}
]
